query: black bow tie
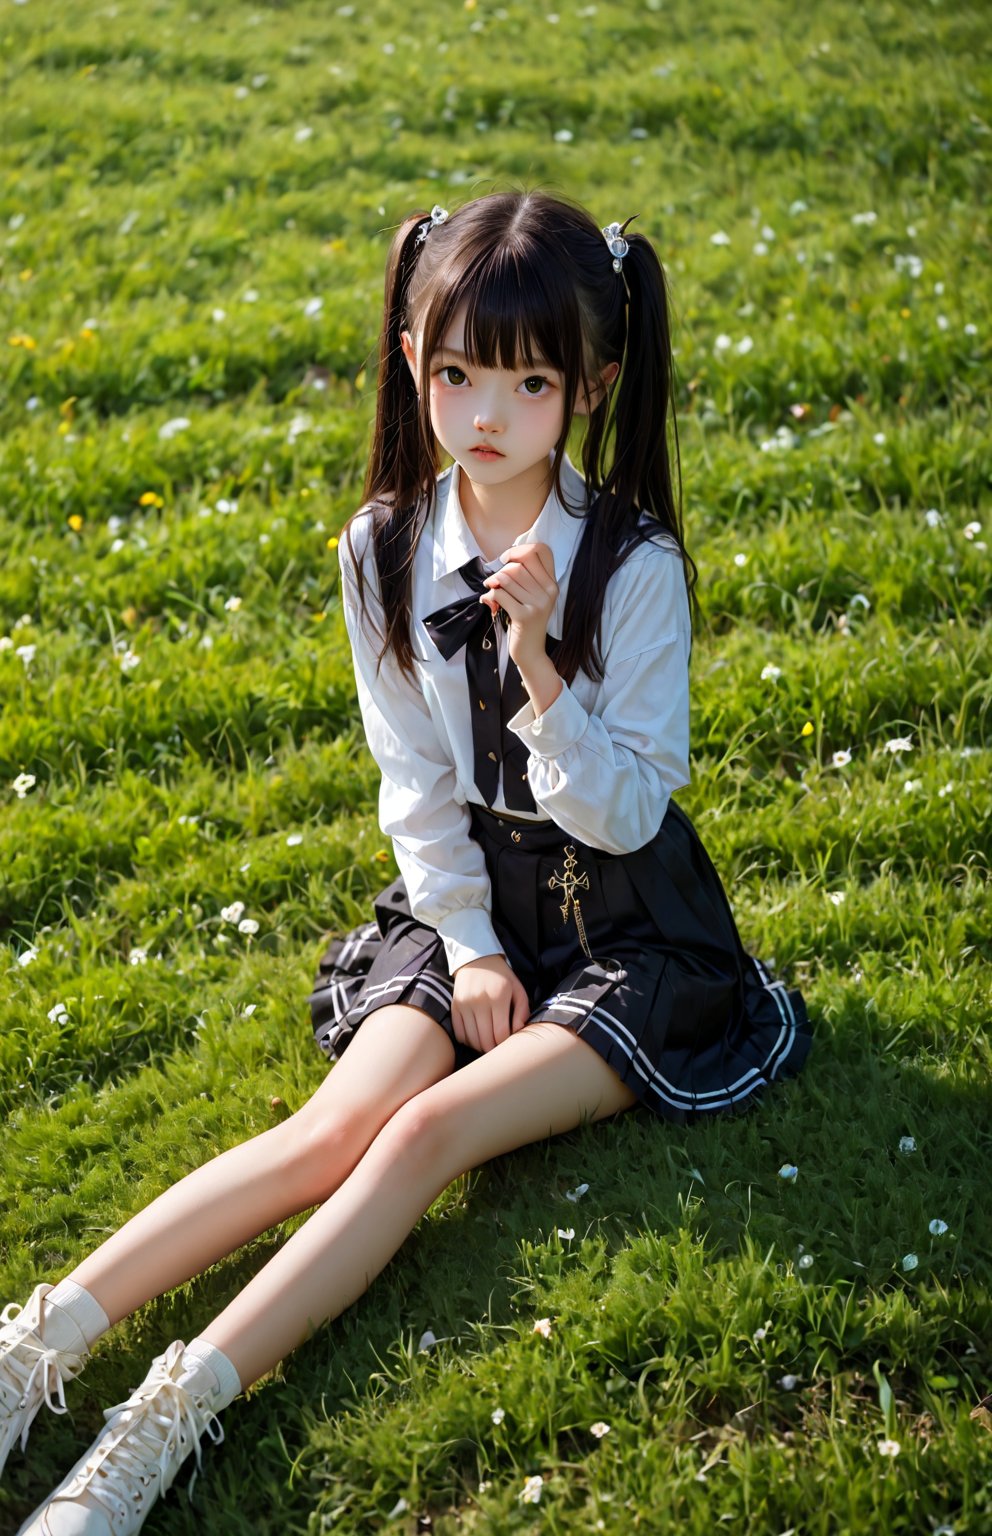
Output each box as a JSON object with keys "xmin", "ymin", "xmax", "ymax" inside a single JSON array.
[{"xmin": 423, "ymin": 558, "xmax": 558, "ymax": 813}]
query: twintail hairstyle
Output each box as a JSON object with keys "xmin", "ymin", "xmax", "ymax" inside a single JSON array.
[{"xmin": 346, "ymin": 189, "xmax": 697, "ymax": 683}]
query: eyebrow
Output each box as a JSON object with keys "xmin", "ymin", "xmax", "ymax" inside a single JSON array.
[{"xmin": 434, "ymin": 346, "xmax": 555, "ymax": 369}]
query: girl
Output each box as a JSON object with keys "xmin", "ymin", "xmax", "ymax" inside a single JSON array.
[{"xmin": 1, "ymin": 190, "xmax": 811, "ymax": 1534}]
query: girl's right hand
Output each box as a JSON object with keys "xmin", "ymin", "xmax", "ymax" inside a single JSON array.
[{"xmin": 452, "ymin": 954, "xmax": 530, "ymax": 1054}]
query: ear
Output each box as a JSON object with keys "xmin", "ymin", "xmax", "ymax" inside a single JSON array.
[
  {"xmin": 573, "ymin": 360, "xmax": 620, "ymax": 416},
  {"xmin": 400, "ymin": 329, "xmax": 420, "ymax": 393}
]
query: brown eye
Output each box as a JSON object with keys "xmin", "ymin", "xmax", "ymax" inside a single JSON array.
[
  {"xmin": 441, "ymin": 365, "xmax": 466, "ymax": 385},
  {"xmin": 522, "ymin": 376, "xmax": 549, "ymax": 395}
]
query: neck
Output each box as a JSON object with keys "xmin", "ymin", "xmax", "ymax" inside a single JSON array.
[{"xmin": 456, "ymin": 457, "xmax": 555, "ymax": 560}]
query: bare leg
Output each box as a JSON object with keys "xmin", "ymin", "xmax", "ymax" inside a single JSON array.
[
  {"xmin": 67, "ymin": 1007, "xmax": 455, "ymax": 1326},
  {"xmin": 197, "ymin": 1022, "xmax": 637, "ymax": 1388}
]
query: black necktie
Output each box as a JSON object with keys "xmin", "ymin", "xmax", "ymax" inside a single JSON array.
[{"xmin": 423, "ymin": 558, "xmax": 558, "ymax": 813}]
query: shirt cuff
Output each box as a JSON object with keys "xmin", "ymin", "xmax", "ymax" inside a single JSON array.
[
  {"xmin": 507, "ymin": 681, "xmax": 589, "ymax": 758},
  {"xmin": 436, "ymin": 907, "xmax": 505, "ymax": 975}
]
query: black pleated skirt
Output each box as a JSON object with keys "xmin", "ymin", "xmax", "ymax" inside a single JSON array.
[{"xmin": 306, "ymin": 800, "xmax": 812, "ymax": 1125}]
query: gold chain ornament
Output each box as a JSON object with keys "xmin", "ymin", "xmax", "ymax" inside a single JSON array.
[{"xmin": 548, "ymin": 845, "xmax": 594, "ymax": 960}]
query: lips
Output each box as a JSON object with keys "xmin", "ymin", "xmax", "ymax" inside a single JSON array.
[{"xmin": 470, "ymin": 446, "xmax": 505, "ymax": 458}]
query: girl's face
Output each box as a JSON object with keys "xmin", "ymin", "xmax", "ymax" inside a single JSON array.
[{"xmin": 401, "ymin": 302, "xmax": 617, "ymax": 498}]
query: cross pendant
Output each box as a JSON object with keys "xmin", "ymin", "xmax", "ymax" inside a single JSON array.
[{"xmin": 547, "ymin": 845, "xmax": 590, "ymax": 923}]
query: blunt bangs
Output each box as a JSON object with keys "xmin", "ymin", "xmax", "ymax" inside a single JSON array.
[{"xmin": 416, "ymin": 240, "xmax": 586, "ymax": 390}]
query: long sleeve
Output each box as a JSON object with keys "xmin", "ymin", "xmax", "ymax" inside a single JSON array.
[
  {"xmin": 339, "ymin": 518, "xmax": 503, "ymax": 973},
  {"xmin": 507, "ymin": 540, "xmax": 692, "ymax": 854}
]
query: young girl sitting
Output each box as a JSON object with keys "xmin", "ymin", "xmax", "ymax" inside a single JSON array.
[{"xmin": 1, "ymin": 189, "xmax": 811, "ymax": 1535}]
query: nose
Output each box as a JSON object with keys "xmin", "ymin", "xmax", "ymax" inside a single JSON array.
[{"xmin": 473, "ymin": 387, "xmax": 504, "ymax": 434}]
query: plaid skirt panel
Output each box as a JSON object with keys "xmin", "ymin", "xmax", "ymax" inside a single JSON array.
[{"xmin": 306, "ymin": 801, "xmax": 812, "ymax": 1125}]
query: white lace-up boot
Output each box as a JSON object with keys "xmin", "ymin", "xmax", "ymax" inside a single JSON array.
[
  {"xmin": 1, "ymin": 1285, "xmax": 93, "ymax": 1480},
  {"xmin": 16, "ymin": 1337, "xmax": 241, "ymax": 1536}
]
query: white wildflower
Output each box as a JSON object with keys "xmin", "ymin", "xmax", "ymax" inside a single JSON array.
[
  {"xmin": 12, "ymin": 772, "xmax": 37, "ymax": 797},
  {"xmin": 565, "ymin": 1182, "xmax": 590, "ymax": 1202},
  {"xmin": 519, "ymin": 1474, "xmax": 543, "ymax": 1504},
  {"xmin": 736, "ymin": 335, "xmax": 754, "ymax": 354},
  {"xmin": 532, "ymin": 1317, "xmax": 552, "ymax": 1338},
  {"xmin": 710, "ymin": 231, "xmax": 731, "ymax": 246},
  {"xmin": 928, "ymin": 1218, "xmax": 949, "ymax": 1236},
  {"xmin": 417, "ymin": 1329, "xmax": 437, "ymax": 1352},
  {"xmin": 924, "ymin": 508, "xmax": 943, "ymax": 527},
  {"xmin": 238, "ymin": 918, "xmax": 259, "ymax": 935},
  {"xmin": 798, "ymin": 1253, "xmax": 814, "ymax": 1269},
  {"xmin": 779, "ymin": 1164, "xmax": 799, "ymax": 1181},
  {"xmin": 778, "ymin": 1374, "xmax": 799, "ymax": 1390},
  {"xmin": 224, "ymin": 595, "xmax": 242, "ymax": 612},
  {"xmin": 48, "ymin": 1002, "xmax": 69, "ymax": 1023},
  {"xmin": 590, "ymin": 1421, "xmax": 611, "ymax": 1438},
  {"xmin": 556, "ymin": 1227, "xmax": 575, "ymax": 1240},
  {"xmin": 899, "ymin": 1136, "xmax": 916, "ymax": 1153},
  {"xmin": 129, "ymin": 948, "xmax": 148, "ymax": 965},
  {"xmin": 761, "ymin": 664, "xmax": 781, "ymax": 681},
  {"xmin": 734, "ymin": 552, "xmax": 748, "ymax": 566},
  {"xmin": 553, "ymin": 129, "xmax": 573, "ymax": 143},
  {"xmin": 827, "ymin": 891, "xmax": 846, "ymax": 905},
  {"xmin": 286, "ymin": 833, "xmax": 303, "ymax": 846},
  {"xmin": 832, "ymin": 749, "xmax": 852, "ymax": 766},
  {"xmin": 963, "ymin": 521, "xmax": 981, "ymax": 539},
  {"xmin": 158, "ymin": 416, "xmax": 192, "ymax": 441},
  {"xmin": 221, "ymin": 902, "xmax": 246, "ymax": 923},
  {"xmin": 491, "ymin": 1406, "xmax": 505, "ymax": 1424},
  {"xmin": 877, "ymin": 1438, "xmax": 901, "ymax": 1456},
  {"xmin": 901, "ymin": 1252, "xmax": 919, "ymax": 1272},
  {"xmin": 17, "ymin": 947, "xmax": 39, "ymax": 967},
  {"xmin": 884, "ymin": 737, "xmax": 913, "ymax": 754}
]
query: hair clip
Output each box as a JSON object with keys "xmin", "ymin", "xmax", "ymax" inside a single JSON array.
[
  {"xmin": 415, "ymin": 205, "xmax": 450, "ymax": 244},
  {"xmin": 602, "ymin": 215, "xmax": 638, "ymax": 272}
]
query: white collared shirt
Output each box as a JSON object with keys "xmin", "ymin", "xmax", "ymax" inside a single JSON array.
[{"xmin": 339, "ymin": 452, "xmax": 692, "ymax": 974}]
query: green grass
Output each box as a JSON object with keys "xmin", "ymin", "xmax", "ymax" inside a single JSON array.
[{"xmin": 1, "ymin": 0, "xmax": 991, "ymax": 1530}]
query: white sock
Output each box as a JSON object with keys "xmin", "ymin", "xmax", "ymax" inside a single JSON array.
[
  {"xmin": 44, "ymin": 1279, "xmax": 110, "ymax": 1351},
  {"xmin": 178, "ymin": 1337, "xmax": 242, "ymax": 1415}
]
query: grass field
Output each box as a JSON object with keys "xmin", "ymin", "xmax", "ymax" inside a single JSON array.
[{"xmin": 1, "ymin": 0, "xmax": 990, "ymax": 1531}]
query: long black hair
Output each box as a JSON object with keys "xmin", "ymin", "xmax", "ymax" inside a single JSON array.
[{"xmin": 346, "ymin": 188, "xmax": 698, "ymax": 684}]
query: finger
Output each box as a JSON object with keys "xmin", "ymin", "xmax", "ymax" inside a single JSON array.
[
  {"xmin": 494, "ymin": 557, "xmax": 557, "ymax": 600},
  {"xmin": 500, "ymin": 542, "xmax": 556, "ymax": 583},
  {"xmin": 479, "ymin": 1005, "xmax": 499, "ymax": 1054},
  {"xmin": 510, "ymin": 980, "xmax": 531, "ymax": 1034},
  {"xmin": 461, "ymin": 1006, "xmax": 483, "ymax": 1055},
  {"xmin": 484, "ymin": 570, "xmax": 542, "ymax": 606},
  {"xmin": 491, "ymin": 1002, "xmax": 512, "ymax": 1047}
]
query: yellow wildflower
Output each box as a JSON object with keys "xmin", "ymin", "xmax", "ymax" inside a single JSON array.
[
  {"xmin": 8, "ymin": 333, "xmax": 37, "ymax": 349},
  {"xmin": 139, "ymin": 492, "xmax": 164, "ymax": 507},
  {"xmin": 326, "ymin": 535, "xmax": 339, "ymax": 550},
  {"xmin": 68, "ymin": 514, "xmax": 84, "ymax": 532},
  {"xmin": 801, "ymin": 720, "xmax": 814, "ymax": 738}
]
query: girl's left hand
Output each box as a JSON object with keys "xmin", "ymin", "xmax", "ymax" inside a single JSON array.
[{"xmin": 480, "ymin": 541, "xmax": 558, "ymax": 667}]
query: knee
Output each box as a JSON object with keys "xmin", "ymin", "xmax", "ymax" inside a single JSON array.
[
  {"xmin": 278, "ymin": 1107, "xmax": 380, "ymax": 1207},
  {"xmin": 372, "ymin": 1092, "xmax": 463, "ymax": 1182}
]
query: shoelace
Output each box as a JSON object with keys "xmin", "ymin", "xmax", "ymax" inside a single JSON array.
[
  {"xmin": 1, "ymin": 1293, "xmax": 80, "ymax": 1450},
  {"xmin": 59, "ymin": 1341, "xmax": 225, "ymax": 1528}
]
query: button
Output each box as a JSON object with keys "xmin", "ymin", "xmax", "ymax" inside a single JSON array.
[
  {"xmin": 511, "ymin": 830, "xmax": 522, "ymax": 843},
  {"xmin": 482, "ymin": 637, "xmax": 492, "ymax": 650},
  {"xmin": 487, "ymin": 751, "xmax": 497, "ymax": 761},
  {"xmin": 478, "ymin": 699, "xmax": 486, "ymax": 710}
]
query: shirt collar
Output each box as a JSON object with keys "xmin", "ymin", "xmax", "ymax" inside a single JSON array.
[{"xmin": 430, "ymin": 451, "xmax": 590, "ymax": 584}]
